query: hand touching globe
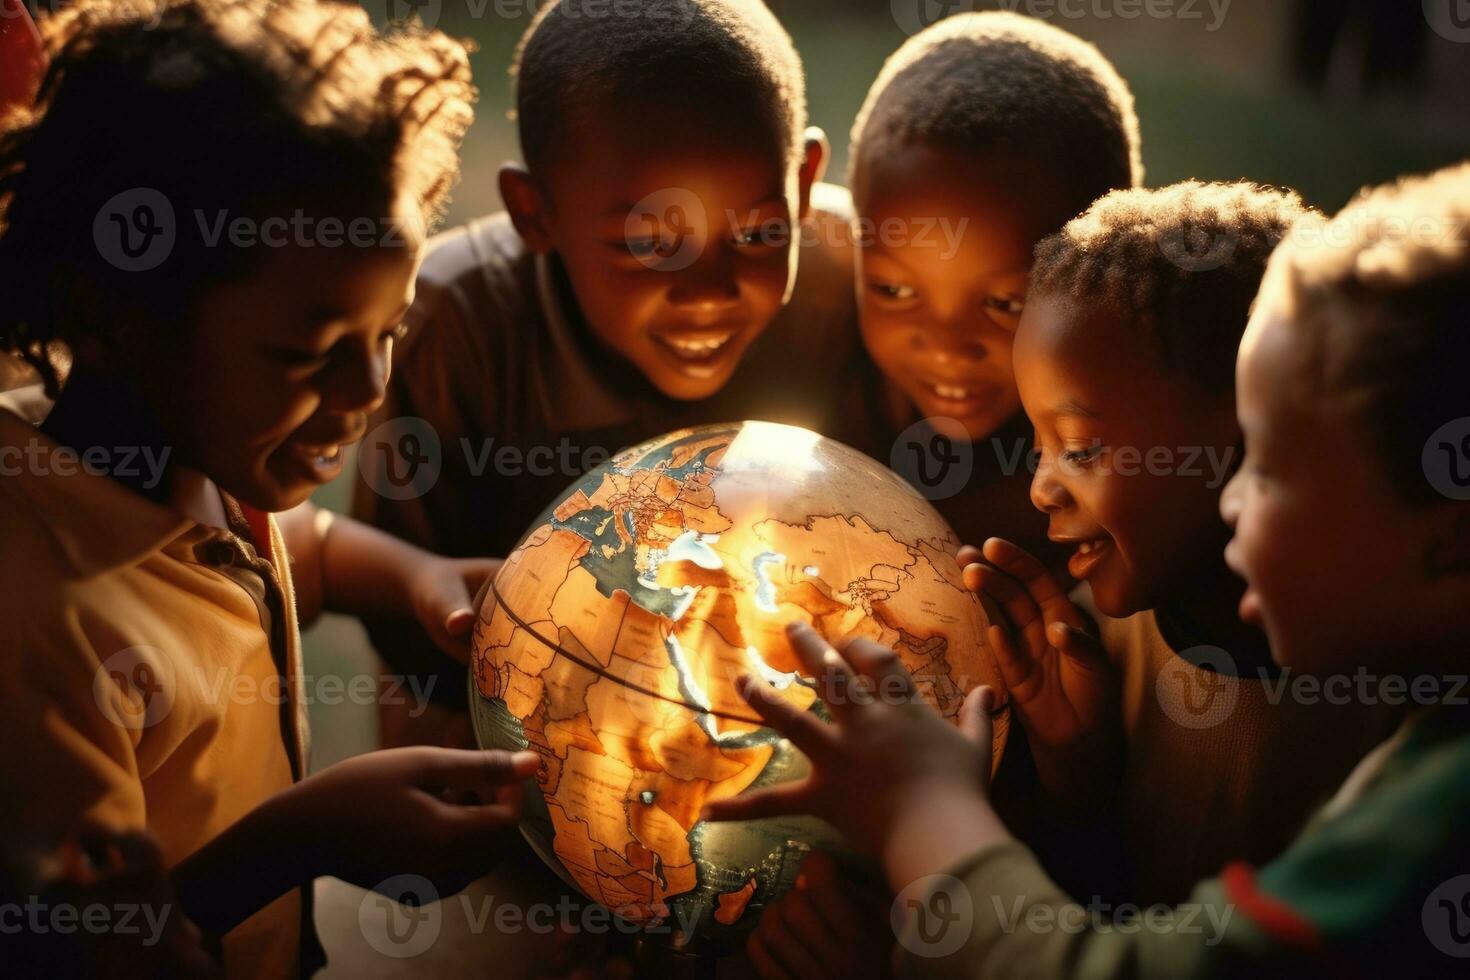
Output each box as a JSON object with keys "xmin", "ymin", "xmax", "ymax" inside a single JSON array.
[{"xmin": 469, "ymin": 421, "xmax": 1008, "ymax": 953}]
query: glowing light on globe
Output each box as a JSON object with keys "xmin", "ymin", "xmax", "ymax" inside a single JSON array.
[{"xmin": 470, "ymin": 421, "xmax": 1007, "ymax": 951}]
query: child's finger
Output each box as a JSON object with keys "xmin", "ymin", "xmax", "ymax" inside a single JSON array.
[
  {"xmin": 735, "ymin": 675, "xmax": 837, "ymax": 761},
  {"xmin": 840, "ymin": 638, "xmax": 916, "ymax": 703},
  {"xmin": 797, "ymin": 858, "xmax": 877, "ymax": 956},
  {"xmin": 416, "ymin": 748, "xmax": 540, "ymax": 795},
  {"xmin": 1048, "ymin": 622, "xmax": 1109, "ymax": 675},
  {"xmin": 960, "ymin": 686, "xmax": 997, "ymax": 752},
  {"xmin": 983, "ymin": 538, "xmax": 1085, "ymax": 630},
  {"xmin": 701, "ymin": 781, "xmax": 814, "ymax": 824},
  {"xmin": 787, "ymin": 622, "xmax": 863, "ymax": 720},
  {"xmin": 747, "ymin": 932, "xmax": 797, "ymax": 980},
  {"xmin": 965, "ymin": 562, "xmax": 1043, "ymax": 638},
  {"xmin": 444, "ymin": 608, "xmax": 476, "ymax": 636},
  {"xmin": 754, "ymin": 897, "xmax": 830, "ymax": 979},
  {"xmin": 955, "ymin": 544, "xmax": 983, "ymax": 568},
  {"xmin": 987, "ymin": 624, "xmax": 1038, "ymax": 703}
]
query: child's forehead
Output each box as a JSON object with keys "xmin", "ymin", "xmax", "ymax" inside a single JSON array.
[
  {"xmin": 858, "ymin": 142, "xmax": 1072, "ymax": 235},
  {"xmin": 544, "ymin": 94, "xmax": 790, "ymax": 181}
]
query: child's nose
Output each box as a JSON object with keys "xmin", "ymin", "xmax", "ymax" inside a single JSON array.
[
  {"xmin": 1219, "ymin": 469, "xmax": 1243, "ymax": 527},
  {"xmin": 666, "ymin": 248, "xmax": 740, "ymax": 312},
  {"xmin": 325, "ymin": 341, "xmax": 390, "ymax": 415},
  {"xmin": 1030, "ymin": 453, "xmax": 1072, "ymax": 513},
  {"xmin": 916, "ymin": 318, "xmax": 988, "ymax": 363}
]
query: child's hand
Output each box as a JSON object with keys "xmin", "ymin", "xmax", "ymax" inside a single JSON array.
[
  {"xmin": 958, "ymin": 538, "xmax": 1108, "ymax": 753},
  {"xmin": 702, "ymin": 623, "xmax": 1007, "ymax": 887},
  {"xmin": 286, "ymin": 746, "xmax": 537, "ymax": 895},
  {"xmin": 747, "ymin": 851, "xmax": 893, "ymax": 980},
  {"xmin": 408, "ymin": 556, "xmax": 502, "ymax": 664}
]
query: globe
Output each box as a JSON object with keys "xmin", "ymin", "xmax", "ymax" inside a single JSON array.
[{"xmin": 469, "ymin": 421, "xmax": 1008, "ymax": 953}]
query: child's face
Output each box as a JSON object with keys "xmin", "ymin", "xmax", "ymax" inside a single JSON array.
[
  {"xmin": 855, "ymin": 145, "xmax": 1062, "ymax": 442},
  {"xmin": 1221, "ymin": 279, "xmax": 1438, "ymax": 671},
  {"xmin": 144, "ymin": 214, "xmax": 421, "ymax": 512},
  {"xmin": 1015, "ymin": 294, "xmax": 1240, "ymax": 617},
  {"xmin": 523, "ymin": 103, "xmax": 818, "ymax": 402}
]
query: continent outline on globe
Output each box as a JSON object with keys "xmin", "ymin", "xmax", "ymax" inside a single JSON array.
[{"xmin": 469, "ymin": 421, "xmax": 1008, "ymax": 950}]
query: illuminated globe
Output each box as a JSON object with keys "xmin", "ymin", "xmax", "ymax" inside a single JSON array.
[{"xmin": 470, "ymin": 421, "xmax": 1007, "ymax": 951}]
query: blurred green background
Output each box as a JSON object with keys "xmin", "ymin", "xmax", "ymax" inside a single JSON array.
[{"xmin": 306, "ymin": 0, "xmax": 1470, "ymax": 769}]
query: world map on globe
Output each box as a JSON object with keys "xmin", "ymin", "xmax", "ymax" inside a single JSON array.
[{"xmin": 470, "ymin": 421, "xmax": 1007, "ymax": 949}]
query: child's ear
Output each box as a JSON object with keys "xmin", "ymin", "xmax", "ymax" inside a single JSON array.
[
  {"xmin": 795, "ymin": 127, "xmax": 830, "ymax": 223},
  {"xmin": 499, "ymin": 163, "xmax": 554, "ymax": 254},
  {"xmin": 1424, "ymin": 506, "xmax": 1470, "ymax": 579}
]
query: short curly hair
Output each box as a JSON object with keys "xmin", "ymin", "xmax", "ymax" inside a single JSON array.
[
  {"xmin": 1030, "ymin": 180, "xmax": 1312, "ymax": 397},
  {"xmin": 514, "ymin": 0, "xmax": 817, "ymax": 179},
  {"xmin": 511, "ymin": 0, "xmax": 806, "ymax": 178},
  {"xmin": 849, "ymin": 11, "xmax": 1141, "ymax": 219},
  {"xmin": 0, "ymin": 0, "xmax": 475, "ymax": 397},
  {"xmin": 1268, "ymin": 163, "xmax": 1470, "ymax": 505}
]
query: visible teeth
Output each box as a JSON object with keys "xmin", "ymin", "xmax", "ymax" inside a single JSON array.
[
  {"xmin": 1077, "ymin": 539, "xmax": 1107, "ymax": 555},
  {"xmin": 302, "ymin": 444, "xmax": 342, "ymax": 464},
  {"xmin": 932, "ymin": 383, "xmax": 975, "ymax": 400},
  {"xmin": 665, "ymin": 334, "xmax": 733, "ymax": 356}
]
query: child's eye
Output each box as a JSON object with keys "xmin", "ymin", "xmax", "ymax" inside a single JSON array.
[
  {"xmin": 619, "ymin": 237, "xmax": 664, "ymax": 258},
  {"xmin": 1060, "ymin": 443, "xmax": 1104, "ymax": 465},
  {"xmin": 386, "ymin": 322, "xmax": 409, "ymax": 343},
  {"xmin": 868, "ymin": 281, "xmax": 917, "ymax": 302},
  {"xmin": 984, "ymin": 295, "xmax": 1024, "ymax": 317}
]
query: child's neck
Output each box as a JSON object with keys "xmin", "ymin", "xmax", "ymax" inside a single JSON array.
[
  {"xmin": 41, "ymin": 366, "xmax": 178, "ymax": 504},
  {"xmin": 1154, "ymin": 560, "xmax": 1277, "ymax": 675}
]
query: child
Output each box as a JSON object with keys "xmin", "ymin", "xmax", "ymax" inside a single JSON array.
[
  {"xmin": 743, "ymin": 181, "xmax": 1399, "ymax": 979},
  {"xmin": 0, "ymin": 2, "xmax": 539, "ymax": 974},
  {"xmin": 352, "ymin": 0, "xmax": 858, "ymax": 742},
  {"xmin": 707, "ymin": 161, "xmax": 1470, "ymax": 977},
  {"xmin": 963, "ymin": 181, "xmax": 1399, "ymax": 904},
  {"xmin": 834, "ymin": 12, "xmax": 1142, "ymax": 571}
]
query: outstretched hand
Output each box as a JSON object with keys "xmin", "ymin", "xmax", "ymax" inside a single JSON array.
[{"xmin": 701, "ymin": 622, "xmax": 1004, "ymax": 881}]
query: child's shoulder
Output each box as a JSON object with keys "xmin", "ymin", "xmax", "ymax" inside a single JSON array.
[{"xmin": 0, "ymin": 412, "xmax": 190, "ymax": 641}]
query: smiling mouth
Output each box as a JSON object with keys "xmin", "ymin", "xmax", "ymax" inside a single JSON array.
[
  {"xmin": 1061, "ymin": 536, "xmax": 1113, "ymax": 580},
  {"xmin": 298, "ymin": 443, "xmax": 344, "ymax": 466},
  {"xmin": 654, "ymin": 330, "xmax": 740, "ymax": 364},
  {"xmin": 919, "ymin": 378, "xmax": 992, "ymax": 407}
]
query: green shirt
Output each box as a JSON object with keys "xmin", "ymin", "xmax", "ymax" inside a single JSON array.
[{"xmin": 895, "ymin": 701, "xmax": 1470, "ymax": 978}]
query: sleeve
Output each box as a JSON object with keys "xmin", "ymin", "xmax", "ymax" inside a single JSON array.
[
  {"xmin": 891, "ymin": 839, "xmax": 1326, "ymax": 980},
  {"xmin": 350, "ymin": 268, "xmax": 498, "ymax": 682},
  {"xmin": 0, "ymin": 609, "xmax": 148, "ymax": 849},
  {"xmin": 894, "ymin": 720, "xmax": 1470, "ymax": 980}
]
